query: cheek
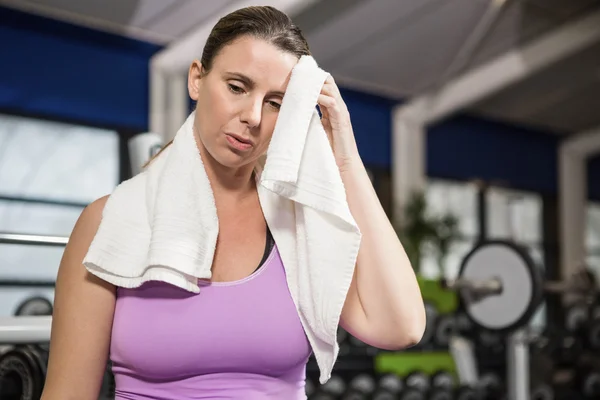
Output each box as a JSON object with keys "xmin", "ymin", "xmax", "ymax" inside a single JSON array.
[{"xmin": 198, "ymin": 85, "xmax": 233, "ymax": 132}]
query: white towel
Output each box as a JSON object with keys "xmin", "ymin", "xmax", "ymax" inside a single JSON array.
[{"xmin": 83, "ymin": 55, "xmax": 361, "ymax": 384}]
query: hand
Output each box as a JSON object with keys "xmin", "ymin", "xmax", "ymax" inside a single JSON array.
[{"xmin": 317, "ymin": 75, "xmax": 361, "ymax": 170}]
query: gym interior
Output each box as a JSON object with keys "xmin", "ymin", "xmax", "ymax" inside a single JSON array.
[{"xmin": 1, "ymin": 1, "xmax": 600, "ymax": 399}]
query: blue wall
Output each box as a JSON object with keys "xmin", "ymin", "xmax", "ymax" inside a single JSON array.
[
  {"xmin": 428, "ymin": 115, "xmax": 560, "ymax": 195},
  {"xmin": 341, "ymin": 88, "xmax": 396, "ymax": 168},
  {"xmin": 0, "ymin": 7, "xmax": 162, "ymax": 131},
  {"xmin": 1, "ymin": 6, "xmax": 598, "ymax": 199}
]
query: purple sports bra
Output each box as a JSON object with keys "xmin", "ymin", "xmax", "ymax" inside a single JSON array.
[{"xmin": 109, "ymin": 235, "xmax": 312, "ymax": 399}]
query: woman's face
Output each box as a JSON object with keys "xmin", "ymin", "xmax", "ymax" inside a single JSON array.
[{"xmin": 188, "ymin": 35, "xmax": 299, "ymax": 170}]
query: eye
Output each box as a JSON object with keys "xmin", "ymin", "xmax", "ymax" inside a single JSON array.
[
  {"xmin": 228, "ymin": 84, "xmax": 245, "ymax": 94},
  {"xmin": 267, "ymin": 101, "xmax": 281, "ymax": 110}
]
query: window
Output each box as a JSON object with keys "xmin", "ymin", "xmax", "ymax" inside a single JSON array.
[
  {"xmin": 420, "ymin": 179, "xmax": 480, "ymax": 280},
  {"xmin": 0, "ymin": 113, "xmax": 119, "ymax": 316}
]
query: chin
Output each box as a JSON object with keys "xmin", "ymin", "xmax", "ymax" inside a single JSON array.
[{"xmin": 212, "ymin": 148, "xmax": 255, "ymax": 169}]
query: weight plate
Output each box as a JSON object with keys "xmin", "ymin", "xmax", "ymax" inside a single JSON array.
[
  {"xmin": 379, "ymin": 374, "xmax": 403, "ymax": 393},
  {"xmin": 321, "ymin": 375, "xmax": 346, "ymax": 396},
  {"xmin": 530, "ymin": 384, "xmax": 554, "ymax": 400},
  {"xmin": 429, "ymin": 389, "xmax": 454, "ymax": 400},
  {"xmin": 458, "ymin": 241, "xmax": 543, "ymax": 332},
  {"xmin": 0, "ymin": 347, "xmax": 44, "ymax": 400},
  {"xmin": 455, "ymin": 387, "xmax": 479, "ymax": 400},
  {"xmin": 405, "ymin": 372, "xmax": 430, "ymax": 392},
  {"xmin": 565, "ymin": 303, "xmax": 588, "ymax": 332},
  {"xmin": 434, "ymin": 315, "xmax": 457, "ymax": 347},
  {"xmin": 306, "ymin": 379, "xmax": 316, "ymax": 397},
  {"xmin": 372, "ymin": 390, "xmax": 396, "ymax": 400},
  {"xmin": 431, "ymin": 371, "xmax": 455, "ymax": 389},
  {"xmin": 14, "ymin": 296, "xmax": 53, "ymax": 316},
  {"xmin": 420, "ymin": 302, "xmax": 438, "ymax": 346},
  {"xmin": 582, "ymin": 372, "xmax": 600, "ymax": 397},
  {"xmin": 399, "ymin": 388, "xmax": 426, "ymax": 400},
  {"xmin": 341, "ymin": 391, "xmax": 366, "ymax": 400},
  {"xmin": 588, "ymin": 321, "xmax": 600, "ymax": 349},
  {"xmin": 349, "ymin": 374, "xmax": 375, "ymax": 394}
]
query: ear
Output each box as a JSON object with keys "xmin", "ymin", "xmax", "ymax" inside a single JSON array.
[{"xmin": 188, "ymin": 60, "xmax": 204, "ymax": 101}]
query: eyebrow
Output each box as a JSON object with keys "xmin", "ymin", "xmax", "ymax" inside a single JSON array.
[{"xmin": 225, "ymin": 72, "xmax": 285, "ymax": 97}]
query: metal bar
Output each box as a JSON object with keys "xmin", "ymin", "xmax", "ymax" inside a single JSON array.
[
  {"xmin": 0, "ymin": 316, "xmax": 52, "ymax": 344},
  {"xmin": 506, "ymin": 329, "xmax": 529, "ymax": 400},
  {"xmin": 0, "ymin": 279, "xmax": 56, "ymax": 288},
  {"xmin": 0, "ymin": 194, "xmax": 88, "ymax": 208},
  {"xmin": 444, "ymin": 277, "xmax": 503, "ymax": 295},
  {"xmin": 0, "ymin": 232, "xmax": 68, "ymax": 246}
]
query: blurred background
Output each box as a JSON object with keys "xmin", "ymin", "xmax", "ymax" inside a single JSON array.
[{"xmin": 1, "ymin": 0, "xmax": 600, "ymax": 399}]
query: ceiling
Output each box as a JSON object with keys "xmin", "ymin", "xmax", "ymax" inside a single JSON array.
[{"xmin": 2, "ymin": 0, "xmax": 600, "ymax": 135}]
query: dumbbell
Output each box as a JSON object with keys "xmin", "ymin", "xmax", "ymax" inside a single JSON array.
[
  {"xmin": 341, "ymin": 374, "xmax": 376, "ymax": 400},
  {"xmin": 544, "ymin": 331, "xmax": 584, "ymax": 367},
  {"xmin": 530, "ymin": 383, "xmax": 554, "ymax": 400},
  {"xmin": 0, "ymin": 345, "xmax": 48, "ymax": 400},
  {"xmin": 477, "ymin": 371, "xmax": 503, "ymax": 400},
  {"xmin": 576, "ymin": 367, "xmax": 600, "ymax": 399},
  {"xmin": 428, "ymin": 370, "xmax": 455, "ymax": 400},
  {"xmin": 434, "ymin": 314, "xmax": 457, "ymax": 348},
  {"xmin": 564, "ymin": 303, "xmax": 600, "ymax": 352},
  {"xmin": 372, "ymin": 373, "xmax": 403, "ymax": 400},
  {"xmin": 311, "ymin": 374, "xmax": 346, "ymax": 399},
  {"xmin": 398, "ymin": 371, "xmax": 430, "ymax": 400},
  {"xmin": 455, "ymin": 385, "xmax": 480, "ymax": 400}
]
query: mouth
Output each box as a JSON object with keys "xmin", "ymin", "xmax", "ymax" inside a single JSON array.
[{"xmin": 225, "ymin": 133, "xmax": 253, "ymax": 151}]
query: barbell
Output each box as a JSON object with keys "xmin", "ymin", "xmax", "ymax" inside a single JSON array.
[{"xmin": 443, "ymin": 240, "xmax": 597, "ymax": 333}]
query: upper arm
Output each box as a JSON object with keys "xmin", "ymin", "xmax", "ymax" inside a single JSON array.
[{"xmin": 41, "ymin": 195, "xmax": 116, "ymax": 400}]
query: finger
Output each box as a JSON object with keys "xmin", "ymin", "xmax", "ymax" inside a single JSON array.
[
  {"xmin": 320, "ymin": 83, "xmax": 339, "ymax": 99},
  {"xmin": 317, "ymin": 94, "xmax": 337, "ymax": 110},
  {"xmin": 323, "ymin": 75, "xmax": 342, "ymax": 97}
]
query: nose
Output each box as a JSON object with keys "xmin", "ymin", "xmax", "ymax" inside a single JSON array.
[{"xmin": 240, "ymin": 97, "xmax": 262, "ymax": 128}]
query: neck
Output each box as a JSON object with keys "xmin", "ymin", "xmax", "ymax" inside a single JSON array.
[{"xmin": 197, "ymin": 141, "xmax": 257, "ymax": 202}]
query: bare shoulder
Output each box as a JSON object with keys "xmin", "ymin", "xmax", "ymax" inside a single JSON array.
[
  {"xmin": 82, "ymin": 195, "xmax": 109, "ymax": 226},
  {"xmin": 68, "ymin": 195, "xmax": 109, "ymax": 248}
]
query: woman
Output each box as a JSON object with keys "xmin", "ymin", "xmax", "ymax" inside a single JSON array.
[{"xmin": 41, "ymin": 6, "xmax": 425, "ymax": 400}]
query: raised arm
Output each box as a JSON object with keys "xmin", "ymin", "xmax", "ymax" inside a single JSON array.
[{"xmin": 41, "ymin": 195, "xmax": 116, "ymax": 400}]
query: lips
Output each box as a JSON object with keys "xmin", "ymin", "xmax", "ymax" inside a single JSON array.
[
  {"xmin": 225, "ymin": 133, "xmax": 253, "ymax": 151},
  {"xmin": 226, "ymin": 133, "xmax": 252, "ymax": 145}
]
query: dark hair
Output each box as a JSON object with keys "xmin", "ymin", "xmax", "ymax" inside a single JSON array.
[
  {"xmin": 143, "ymin": 6, "xmax": 309, "ymax": 170},
  {"xmin": 200, "ymin": 5, "xmax": 311, "ymax": 74}
]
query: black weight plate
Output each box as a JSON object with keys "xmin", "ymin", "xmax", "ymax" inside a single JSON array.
[
  {"xmin": 420, "ymin": 302, "xmax": 438, "ymax": 346},
  {"xmin": 372, "ymin": 390, "xmax": 396, "ymax": 400},
  {"xmin": 458, "ymin": 240, "xmax": 544, "ymax": 333},
  {"xmin": 378, "ymin": 373, "xmax": 403, "ymax": 393},
  {"xmin": 14, "ymin": 296, "xmax": 53, "ymax": 316},
  {"xmin": 0, "ymin": 347, "xmax": 44, "ymax": 400},
  {"xmin": 530, "ymin": 384, "xmax": 554, "ymax": 400},
  {"xmin": 429, "ymin": 388, "xmax": 454, "ymax": 400},
  {"xmin": 434, "ymin": 315, "xmax": 457, "ymax": 347},
  {"xmin": 400, "ymin": 388, "xmax": 427, "ymax": 400}
]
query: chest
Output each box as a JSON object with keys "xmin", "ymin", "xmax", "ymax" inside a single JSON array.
[{"xmin": 211, "ymin": 203, "xmax": 267, "ymax": 283}]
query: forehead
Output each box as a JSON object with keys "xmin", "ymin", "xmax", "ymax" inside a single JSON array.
[{"xmin": 212, "ymin": 36, "xmax": 299, "ymax": 89}]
